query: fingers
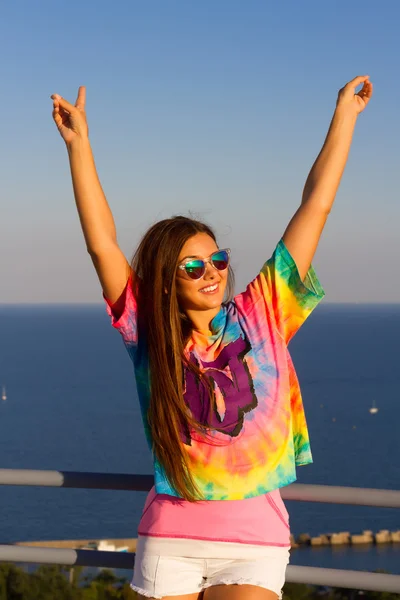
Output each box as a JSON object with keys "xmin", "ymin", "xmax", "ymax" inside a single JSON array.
[
  {"xmin": 50, "ymin": 94, "xmax": 76, "ymax": 113},
  {"xmin": 360, "ymin": 79, "xmax": 373, "ymax": 93},
  {"xmin": 358, "ymin": 79, "xmax": 373, "ymax": 102},
  {"xmin": 51, "ymin": 87, "xmax": 86, "ymax": 115},
  {"xmin": 336, "ymin": 75, "xmax": 373, "ymax": 113},
  {"xmin": 75, "ymin": 86, "xmax": 86, "ymax": 110},
  {"xmin": 346, "ymin": 75, "xmax": 370, "ymax": 90},
  {"xmin": 51, "ymin": 98, "xmax": 65, "ymax": 126},
  {"xmin": 52, "ymin": 104, "xmax": 65, "ymax": 131},
  {"xmin": 52, "ymin": 100, "xmax": 61, "ymax": 121}
]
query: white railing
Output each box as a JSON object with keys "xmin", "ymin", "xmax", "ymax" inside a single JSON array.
[{"xmin": 1, "ymin": 469, "xmax": 399, "ymax": 593}]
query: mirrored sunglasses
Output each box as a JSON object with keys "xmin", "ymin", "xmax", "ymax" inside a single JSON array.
[{"xmin": 178, "ymin": 249, "xmax": 231, "ymax": 280}]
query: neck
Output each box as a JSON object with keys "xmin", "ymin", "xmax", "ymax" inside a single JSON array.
[{"xmin": 185, "ymin": 306, "xmax": 221, "ymax": 333}]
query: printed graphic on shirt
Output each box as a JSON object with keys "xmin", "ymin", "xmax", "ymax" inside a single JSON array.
[
  {"xmin": 105, "ymin": 239, "xmax": 326, "ymax": 499},
  {"xmin": 183, "ymin": 335, "xmax": 257, "ymax": 444}
]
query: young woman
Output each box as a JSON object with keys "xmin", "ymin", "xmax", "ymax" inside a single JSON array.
[{"xmin": 51, "ymin": 75, "xmax": 372, "ymax": 600}]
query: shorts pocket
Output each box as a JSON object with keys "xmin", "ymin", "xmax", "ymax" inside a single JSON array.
[{"xmin": 133, "ymin": 554, "xmax": 161, "ymax": 598}]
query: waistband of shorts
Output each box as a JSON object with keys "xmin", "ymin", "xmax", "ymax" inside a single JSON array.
[{"xmin": 136, "ymin": 535, "xmax": 291, "ymax": 559}]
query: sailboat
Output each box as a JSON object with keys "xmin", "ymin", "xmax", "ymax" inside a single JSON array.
[
  {"xmin": 1, "ymin": 385, "xmax": 6, "ymax": 401},
  {"xmin": 369, "ymin": 399, "xmax": 378, "ymax": 414}
]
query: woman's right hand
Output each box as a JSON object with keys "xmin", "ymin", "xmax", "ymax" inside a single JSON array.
[{"xmin": 51, "ymin": 86, "xmax": 89, "ymax": 146}]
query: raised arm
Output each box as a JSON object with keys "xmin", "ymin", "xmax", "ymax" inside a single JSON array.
[
  {"xmin": 51, "ymin": 86, "xmax": 131, "ymax": 303},
  {"xmin": 282, "ymin": 75, "xmax": 373, "ymax": 280}
]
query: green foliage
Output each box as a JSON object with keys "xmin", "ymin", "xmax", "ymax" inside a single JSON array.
[
  {"xmin": 1, "ymin": 564, "xmax": 30, "ymax": 600},
  {"xmin": 0, "ymin": 563, "xmax": 138, "ymax": 600},
  {"xmin": 0, "ymin": 562, "xmax": 398, "ymax": 599},
  {"xmin": 30, "ymin": 565, "xmax": 77, "ymax": 600},
  {"xmin": 282, "ymin": 582, "xmax": 318, "ymax": 599}
]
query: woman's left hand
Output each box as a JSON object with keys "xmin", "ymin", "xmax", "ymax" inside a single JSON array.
[{"xmin": 336, "ymin": 75, "xmax": 373, "ymax": 115}]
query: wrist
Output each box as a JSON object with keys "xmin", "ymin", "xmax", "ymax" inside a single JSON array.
[
  {"xmin": 66, "ymin": 136, "xmax": 92, "ymax": 156},
  {"xmin": 333, "ymin": 104, "xmax": 359, "ymax": 123}
]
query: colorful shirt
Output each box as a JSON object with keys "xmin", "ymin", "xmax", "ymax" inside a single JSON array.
[{"xmin": 105, "ymin": 238, "xmax": 325, "ymax": 501}]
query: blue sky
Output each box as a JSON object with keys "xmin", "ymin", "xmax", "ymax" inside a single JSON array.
[{"xmin": 1, "ymin": 0, "xmax": 399, "ymax": 303}]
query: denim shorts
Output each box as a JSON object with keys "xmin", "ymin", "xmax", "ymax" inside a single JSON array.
[{"xmin": 131, "ymin": 542, "xmax": 290, "ymax": 598}]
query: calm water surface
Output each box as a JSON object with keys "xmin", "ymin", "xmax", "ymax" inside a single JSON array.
[{"xmin": 0, "ymin": 303, "xmax": 399, "ymax": 573}]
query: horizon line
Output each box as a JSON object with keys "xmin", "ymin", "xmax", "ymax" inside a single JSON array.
[{"xmin": 0, "ymin": 301, "xmax": 399, "ymax": 307}]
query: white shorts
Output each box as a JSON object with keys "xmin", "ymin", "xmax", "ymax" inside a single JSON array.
[{"xmin": 131, "ymin": 537, "xmax": 290, "ymax": 598}]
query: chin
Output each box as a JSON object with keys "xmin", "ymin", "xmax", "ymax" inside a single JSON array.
[{"xmin": 199, "ymin": 293, "xmax": 224, "ymax": 310}]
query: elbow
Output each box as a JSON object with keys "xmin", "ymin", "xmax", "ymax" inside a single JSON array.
[{"xmin": 301, "ymin": 194, "xmax": 333, "ymax": 216}]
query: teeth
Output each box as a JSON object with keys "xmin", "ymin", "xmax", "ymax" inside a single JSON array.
[{"xmin": 200, "ymin": 284, "xmax": 218, "ymax": 293}]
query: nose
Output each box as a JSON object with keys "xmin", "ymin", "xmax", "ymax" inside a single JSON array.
[{"xmin": 203, "ymin": 261, "xmax": 217, "ymax": 280}]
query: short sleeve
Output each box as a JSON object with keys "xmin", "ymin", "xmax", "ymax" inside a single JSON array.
[
  {"xmin": 103, "ymin": 274, "xmax": 138, "ymax": 346},
  {"xmin": 238, "ymin": 239, "xmax": 325, "ymax": 344}
]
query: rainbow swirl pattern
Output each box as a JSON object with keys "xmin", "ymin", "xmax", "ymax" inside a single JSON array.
[{"xmin": 105, "ymin": 239, "xmax": 325, "ymax": 500}]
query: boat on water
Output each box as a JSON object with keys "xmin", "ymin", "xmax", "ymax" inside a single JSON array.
[
  {"xmin": 1, "ymin": 385, "xmax": 6, "ymax": 401},
  {"xmin": 369, "ymin": 399, "xmax": 378, "ymax": 414}
]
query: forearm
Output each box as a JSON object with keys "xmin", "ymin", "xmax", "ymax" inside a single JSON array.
[
  {"xmin": 302, "ymin": 107, "xmax": 358, "ymax": 212},
  {"xmin": 67, "ymin": 138, "xmax": 117, "ymax": 254}
]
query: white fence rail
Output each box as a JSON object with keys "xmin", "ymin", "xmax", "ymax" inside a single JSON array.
[{"xmin": 1, "ymin": 468, "xmax": 399, "ymax": 593}]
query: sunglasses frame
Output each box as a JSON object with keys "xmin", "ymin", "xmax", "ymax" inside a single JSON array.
[{"xmin": 177, "ymin": 248, "xmax": 231, "ymax": 280}]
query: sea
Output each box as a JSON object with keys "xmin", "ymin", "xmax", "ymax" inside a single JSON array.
[{"xmin": 0, "ymin": 302, "xmax": 399, "ymax": 576}]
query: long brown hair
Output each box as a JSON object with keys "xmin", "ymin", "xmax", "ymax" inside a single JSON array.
[{"xmin": 132, "ymin": 216, "xmax": 234, "ymax": 501}]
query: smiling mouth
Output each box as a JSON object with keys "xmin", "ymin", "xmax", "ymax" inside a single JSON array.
[{"xmin": 199, "ymin": 283, "xmax": 219, "ymax": 294}]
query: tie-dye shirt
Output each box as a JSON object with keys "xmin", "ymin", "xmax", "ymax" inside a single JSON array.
[{"xmin": 105, "ymin": 238, "xmax": 325, "ymax": 500}]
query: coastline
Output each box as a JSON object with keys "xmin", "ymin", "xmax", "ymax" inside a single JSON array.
[{"xmin": 16, "ymin": 528, "xmax": 400, "ymax": 552}]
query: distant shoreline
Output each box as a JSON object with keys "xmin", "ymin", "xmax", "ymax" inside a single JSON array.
[{"xmin": 16, "ymin": 530, "xmax": 400, "ymax": 552}]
